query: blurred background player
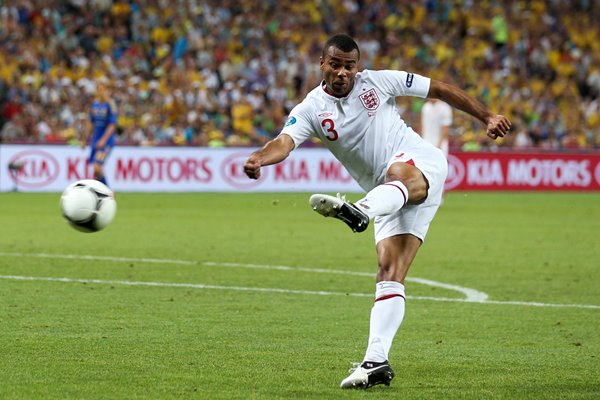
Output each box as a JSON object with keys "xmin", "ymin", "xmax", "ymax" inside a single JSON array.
[
  {"xmin": 82, "ymin": 83, "xmax": 118, "ymax": 187},
  {"xmin": 420, "ymin": 99, "xmax": 453, "ymax": 159}
]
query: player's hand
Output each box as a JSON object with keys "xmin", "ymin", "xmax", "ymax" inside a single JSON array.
[
  {"xmin": 486, "ymin": 114, "xmax": 511, "ymax": 140},
  {"xmin": 244, "ymin": 155, "xmax": 262, "ymax": 179},
  {"xmin": 95, "ymin": 139, "xmax": 106, "ymax": 149}
]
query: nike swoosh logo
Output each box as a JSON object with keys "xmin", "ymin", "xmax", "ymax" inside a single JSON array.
[{"xmin": 364, "ymin": 365, "xmax": 388, "ymax": 373}]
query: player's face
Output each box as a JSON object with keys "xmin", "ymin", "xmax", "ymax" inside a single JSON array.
[
  {"xmin": 96, "ymin": 84, "xmax": 109, "ymax": 101},
  {"xmin": 320, "ymin": 46, "xmax": 359, "ymax": 97}
]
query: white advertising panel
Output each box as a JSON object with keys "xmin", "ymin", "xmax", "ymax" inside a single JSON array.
[
  {"xmin": 0, "ymin": 145, "xmax": 362, "ymax": 192},
  {"xmin": 3, "ymin": 145, "xmax": 599, "ymax": 192}
]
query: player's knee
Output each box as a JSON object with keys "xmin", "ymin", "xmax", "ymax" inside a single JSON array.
[
  {"xmin": 376, "ymin": 259, "xmax": 408, "ymax": 282},
  {"xmin": 386, "ymin": 164, "xmax": 428, "ymax": 203},
  {"xmin": 376, "ymin": 261, "xmax": 393, "ymax": 281},
  {"xmin": 376, "ymin": 248, "xmax": 408, "ymax": 282}
]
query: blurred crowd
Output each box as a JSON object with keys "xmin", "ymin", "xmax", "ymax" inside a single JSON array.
[{"xmin": 1, "ymin": 0, "xmax": 599, "ymax": 150}]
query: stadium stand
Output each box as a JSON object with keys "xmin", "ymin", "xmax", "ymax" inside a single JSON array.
[{"xmin": 0, "ymin": 0, "xmax": 598, "ymax": 149}]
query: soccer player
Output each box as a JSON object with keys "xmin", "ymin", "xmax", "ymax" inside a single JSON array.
[
  {"xmin": 244, "ymin": 34, "xmax": 510, "ymax": 389},
  {"xmin": 82, "ymin": 82, "xmax": 118, "ymax": 187},
  {"xmin": 420, "ymin": 98, "xmax": 453, "ymax": 158}
]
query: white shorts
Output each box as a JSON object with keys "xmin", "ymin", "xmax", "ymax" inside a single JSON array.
[{"xmin": 373, "ymin": 138, "xmax": 448, "ymax": 244}]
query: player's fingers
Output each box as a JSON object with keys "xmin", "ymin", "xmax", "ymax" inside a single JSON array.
[
  {"xmin": 247, "ymin": 170, "xmax": 260, "ymax": 179},
  {"xmin": 498, "ymin": 118, "xmax": 510, "ymax": 132},
  {"xmin": 244, "ymin": 164, "xmax": 260, "ymax": 179},
  {"xmin": 244, "ymin": 161, "xmax": 257, "ymax": 170},
  {"xmin": 243, "ymin": 160, "xmax": 255, "ymax": 170},
  {"xmin": 492, "ymin": 119, "xmax": 511, "ymax": 137}
]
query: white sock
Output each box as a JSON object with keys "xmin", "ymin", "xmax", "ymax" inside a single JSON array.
[
  {"xmin": 363, "ymin": 281, "xmax": 406, "ymax": 363},
  {"xmin": 356, "ymin": 181, "xmax": 408, "ymax": 219}
]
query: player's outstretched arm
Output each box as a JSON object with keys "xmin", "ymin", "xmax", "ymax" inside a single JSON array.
[
  {"xmin": 427, "ymin": 79, "xmax": 511, "ymax": 140},
  {"xmin": 244, "ymin": 134, "xmax": 295, "ymax": 179}
]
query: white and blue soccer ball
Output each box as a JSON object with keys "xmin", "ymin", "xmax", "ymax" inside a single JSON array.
[{"xmin": 60, "ymin": 179, "xmax": 117, "ymax": 232}]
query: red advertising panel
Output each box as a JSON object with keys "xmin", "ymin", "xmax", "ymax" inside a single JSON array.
[{"xmin": 445, "ymin": 152, "xmax": 600, "ymax": 191}]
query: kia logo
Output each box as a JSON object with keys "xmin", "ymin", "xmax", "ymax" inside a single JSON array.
[
  {"xmin": 595, "ymin": 161, "xmax": 600, "ymax": 187},
  {"xmin": 220, "ymin": 152, "xmax": 266, "ymax": 189},
  {"xmin": 445, "ymin": 154, "xmax": 465, "ymax": 191},
  {"xmin": 8, "ymin": 150, "xmax": 60, "ymax": 188}
]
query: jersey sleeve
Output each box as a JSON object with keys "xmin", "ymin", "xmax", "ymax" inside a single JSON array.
[
  {"xmin": 278, "ymin": 101, "xmax": 316, "ymax": 149},
  {"xmin": 367, "ymin": 69, "xmax": 431, "ymax": 98}
]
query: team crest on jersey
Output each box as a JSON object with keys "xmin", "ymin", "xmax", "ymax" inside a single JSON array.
[{"xmin": 359, "ymin": 89, "xmax": 380, "ymax": 110}]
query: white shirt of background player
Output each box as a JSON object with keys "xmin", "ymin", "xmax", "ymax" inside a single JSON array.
[{"xmin": 420, "ymin": 99, "xmax": 453, "ymax": 157}]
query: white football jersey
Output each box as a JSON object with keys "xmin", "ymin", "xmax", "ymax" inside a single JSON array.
[{"xmin": 281, "ymin": 69, "xmax": 430, "ymax": 191}]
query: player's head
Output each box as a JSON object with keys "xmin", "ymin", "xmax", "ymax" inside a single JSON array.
[
  {"xmin": 320, "ymin": 34, "xmax": 360, "ymax": 98},
  {"xmin": 96, "ymin": 82, "xmax": 110, "ymax": 101}
]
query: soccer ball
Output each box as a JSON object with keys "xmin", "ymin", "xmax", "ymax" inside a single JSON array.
[{"xmin": 60, "ymin": 179, "xmax": 117, "ymax": 232}]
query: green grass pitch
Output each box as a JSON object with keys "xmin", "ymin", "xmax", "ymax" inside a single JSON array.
[{"xmin": 1, "ymin": 191, "xmax": 599, "ymax": 399}]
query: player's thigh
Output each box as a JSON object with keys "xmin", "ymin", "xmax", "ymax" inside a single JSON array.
[
  {"xmin": 373, "ymin": 186, "xmax": 443, "ymax": 245},
  {"xmin": 91, "ymin": 144, "xmax": 113, "ymax": 165}
]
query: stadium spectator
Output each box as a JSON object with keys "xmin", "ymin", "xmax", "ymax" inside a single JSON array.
[
  {"xmin": 0, "ymin": 113, "xmax": 26, "ymax": 141},
  {"xmin": 0, "ymin": 0, "xmax": 598, "ymax": 149}
]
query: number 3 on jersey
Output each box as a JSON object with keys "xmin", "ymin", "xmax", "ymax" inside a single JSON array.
[{"xmin": 321, "ymin": 118, "xmax": 339, "ymax": 141}]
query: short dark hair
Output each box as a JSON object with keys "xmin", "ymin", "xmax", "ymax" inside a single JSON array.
[{"xmin": 322, "ymin": 34, "xmax": 360, "ymax": 59}]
